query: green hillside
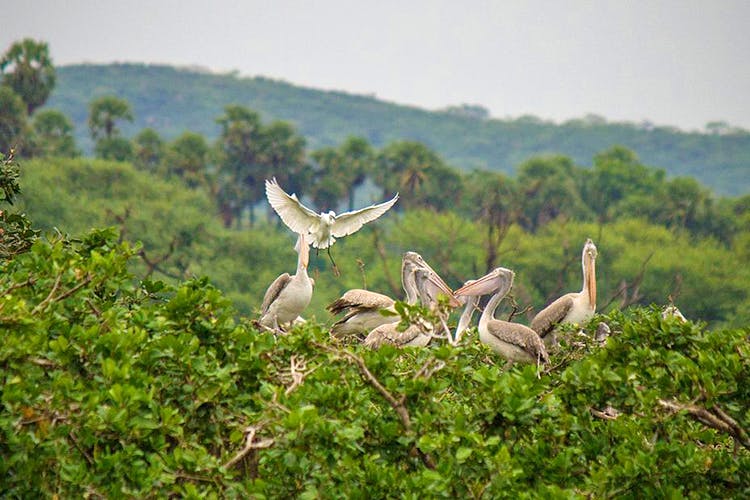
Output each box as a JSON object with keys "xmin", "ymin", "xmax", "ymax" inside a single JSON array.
[{"xmin": 45, "ymin": 63, "xmax": 750, "ymax": 195}]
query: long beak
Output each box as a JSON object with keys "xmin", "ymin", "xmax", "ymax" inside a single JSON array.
[
  {"xmin": 296, "ymin": 233, "xmax": 309, "ymax": 269},
  {"xmin": 586, "ymin": 258, "xmax": 596, "ymax": 306},
  {"xmin": 424, "ymin": 270, "xmax": 461, "ymax": 307},
  {"xmin": 455, "ymin": 272, "xmax": 499, "ymax": 297},
  {"xmin": 455, "ymin": 268, "xmax": 514, "ymax": 297},
  {"xmin": 404, "ymin": 252, "xmax": 459, "ymax": 307}
]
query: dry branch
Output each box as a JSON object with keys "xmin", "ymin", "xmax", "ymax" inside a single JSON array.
[
  {"xmin": 223, "ymin": 425, "xmax": 274, "ymax": 470},
  {"xmin": 658, "ymin": 399, "xmax": 750, "ymax": 450}
]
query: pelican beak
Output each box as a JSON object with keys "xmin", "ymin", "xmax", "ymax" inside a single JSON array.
[
  {"xmin": 455, "ymin": 268, "xmax": 514, "ymax": 297},
  {"xmin": 455, "ymin": 269, "xmax": 496, "ymax": 297},
  {"xmin": 404, "ymin": 251, "xmax": 459, "ymax": 307},
  {"xmin": 297, "ymin": 233, "xmax": 309, "ymax": 268},
  {"xmin": 425, "ymin": 271, "xmax": 461, "ymax": 307}
]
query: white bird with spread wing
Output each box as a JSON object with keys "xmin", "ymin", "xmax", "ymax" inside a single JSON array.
[{"xmin": 265, "ymin": 178, "xmax": 399, "ymax": 269}]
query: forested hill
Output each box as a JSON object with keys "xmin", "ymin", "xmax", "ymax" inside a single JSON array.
[{"xmin": 47, "ymin": 63, "xmax": 750, "ymax": 195}]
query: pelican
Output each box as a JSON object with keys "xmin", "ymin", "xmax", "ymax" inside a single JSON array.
[
  {"xmin": 531, "ymin": 238, "xmax": 598, "ymax": 345},
  {"xmin": 455, "ymin": 267, "xmax": 549, "ymax": 365},
  {"xmin": 265, "ymin": 177, "xmax": 398, "ymax": 271},
  {"xmin": 453, "ymin": 281, "xmax": 480, "ymax": 343},
  {"xmin": 363, "ymin": 267, "xmax": 445, "ymax": 348},
  {"xmin": 327, "ymin": 251, "xmax": 455, "ymax": 338},
  {"xmin": 258, "ymin": 233, "xmax": 314, "ymax": 332},
  {"xmin": 662, "ymin": 304, "xmax": 687, "ymax": 322}
]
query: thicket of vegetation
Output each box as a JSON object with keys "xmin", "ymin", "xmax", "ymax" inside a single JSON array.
[
  {"xmin": 1, "ymin": 38, "xmax": 749, "ymax": 497},
  {"xmin": 1, "ymin": 216, "xmax": 748, "ymax": 497}
]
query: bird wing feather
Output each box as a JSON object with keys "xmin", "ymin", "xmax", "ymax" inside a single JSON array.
[
  {"xmin": 327, "ymin": 289, "xmax": 395, "ymax": 313},
  {"xmin": 364, "ymin": 323, "xmax": 421, "ymax": 348},
  {"xmin": 490, "ymin": 321, "xmax": 549, "ymax": 364},
  {"xmin": 260, "ymin": 273, "xmax": 291, "ymax": 314},
  {"xmin": 265, "ymin": 178, "xmax": 320, "ymax": 234},
  {"xmin": 530, "ymin": 294, "xmax": 575, "ymax": 338},
  {"xmin": 330, "ymin": 193, "xmax": 399, "ymax": 238}
]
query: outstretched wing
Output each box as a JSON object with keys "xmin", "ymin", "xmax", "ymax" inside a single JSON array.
[
  {"xmin": 330, "ymin": 193, "xmax": 399, "ymax": 238},
  {"xmin": 265, "ymin": 178, "xmax": 320, "ymax": 234}
]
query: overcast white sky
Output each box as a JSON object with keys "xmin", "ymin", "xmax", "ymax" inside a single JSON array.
[{"xmin": 3, "ymin": 0, "xmax": 749, "ymax": 131}]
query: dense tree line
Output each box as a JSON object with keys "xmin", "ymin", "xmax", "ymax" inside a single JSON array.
[
  {"xmin": 2, "ymin": 38, "xmax": 749, "ymax": 327},
  {"xmin": 45, "ymin": 63, "xmax": 750, "ymax": 196}
]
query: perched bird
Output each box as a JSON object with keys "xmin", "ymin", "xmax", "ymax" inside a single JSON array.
[
  {"xmin": 455, "ymin": 267, "xmax": 549, "ymax": 366},
  {"xmin": 363, "ymin": 267, "xmax": 444, "ymax": 348},
  {"xmin": 258, "ymin": 233, "xmax": 314, "ymax": 332},
  {"xmin": 327, "ymin": 251, "xmax": 455, "ymax": 338},
  {"xmin": 531, "ymin": 238, "xmax": 598, "ymax": 345},
  {"xmin": 265, "ymin": 177, "xmax": 398, "ymax": 273}
]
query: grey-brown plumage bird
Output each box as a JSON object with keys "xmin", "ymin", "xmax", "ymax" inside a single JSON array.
[
  {"xmin": 259, "ymin": 233, "xmax": 314, "ymax": 331},
  {"xmin": 455, "ymin": 267, "xmax": 549, "ymax": 365},
  {"xmin": 328, "ymin": 251, "xmax": 456, "ymax": 338},
  {"xmin": 363, "ymin": 267, "xmax": 445, "ymax": 348},
  {"xmin": 530, "ymin": 238, "xmax": 598, "ymax": 345}
]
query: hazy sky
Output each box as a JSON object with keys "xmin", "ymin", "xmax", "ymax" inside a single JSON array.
[{"xmin": 4, "ymin": 0, "xmax": 749, "ymax": 131}]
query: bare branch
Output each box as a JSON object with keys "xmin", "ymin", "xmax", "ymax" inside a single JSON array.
[
  {"xmin": 223, "ymin": 425, "xmax": 274, "ymax": 470},
  {"xmin": 31, "ymin": 273, "xmax": 93, "ymax": 315},
  {"xmin": 283, "ymin": 355, "xmax": 317, "ymax": 395},
  {"xmin": 658, "ymin": 399, "xmax": 750, "ymax": 450},
  {"xmin": 601, "ymin": 252, "xmax": 654, "ymax": 310},
  {"xmin": 590, "ymin": 405, "xmax": 621, "ymax": 421},
  {"xmin": 0, "ymin": 276, "xmax": 35, "ymax": 299},
  {"xmin": 68, "ymin": 431, "xmax": 94, "ymax": 466}
]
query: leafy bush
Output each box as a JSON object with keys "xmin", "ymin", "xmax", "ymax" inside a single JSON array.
[{"xmin": 1, "ymin": 228, "xmax": 748, "ymax": 497}]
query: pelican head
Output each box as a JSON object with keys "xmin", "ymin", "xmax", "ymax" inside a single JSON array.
[
  {"xmin": 584, "ymin": 238, "xmax": 598, "ymax": 260},
  {"xmin": 401, "ymin": 251, "xmax": 459, "ymax": 307},
  {"xmin": 454, "ymin": 267, "xmax": 515, "ymax": 299}
]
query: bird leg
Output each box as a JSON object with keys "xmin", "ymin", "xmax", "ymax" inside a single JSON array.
[{"xmin": 326, "ymin": 247, "xmax": 341, "ymax": 277}]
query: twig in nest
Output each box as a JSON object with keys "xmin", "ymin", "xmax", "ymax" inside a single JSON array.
[
  {"xmin": 284, "ymin": 355, "xmax": 317, "ymax": 395},
  {"xmin": 223, "ymin": 425, "xmax": 274, "ymax": 469},
  {"xmin": 590, "ymin": 405, "xmax": 621, "ymax": 420},
  {"xmin": 413, "ymin": 358, "xmax": 446, "ymax": 380}
]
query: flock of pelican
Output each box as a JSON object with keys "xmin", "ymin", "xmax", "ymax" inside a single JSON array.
[{"xmin": 259, "ymin": 178, "xmax": 600, "ymax": 366}]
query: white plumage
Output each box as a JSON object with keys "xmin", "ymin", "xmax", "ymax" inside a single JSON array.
[{"xmin": 265, "ymin": 177, "xmax": 399, "ymax": 249}]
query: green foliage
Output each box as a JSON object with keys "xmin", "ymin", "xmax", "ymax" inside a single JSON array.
[
  {"xmin": 0, "ymin": 152, "xmax": 37, "ymax": 258},
  {"xmin": 88, "ymin": 95, "xmax": 133, "ymax": 141},
  {"xmin": 1, "ymin": 231, "xmax": 748, "ymax": 496},
  {"xmin": 29, "ymin": 109, "xmax": 80, "ymax": 158},
  {"xmin": 164, "ymin": 131, "xmax": 211, "ymax": 188},
  {"xmin": 0, "ymin": 86, "xmax": 29, "ymax": 154},
  {"xmin": 132, "ymin": 127, "xmax": 164, "ymax": 172},
  {"xmin": 0, "ymin": 38, "xmax": 55, "ymax": 115}
]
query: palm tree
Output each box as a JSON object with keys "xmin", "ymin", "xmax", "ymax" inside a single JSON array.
[
  {"xmin": 0, "ymin": 39, "xmax": 56, "ymax": 115},
  {"xmin": 88, "ymin": 96, "xmax": 133, "ymax": 141}
]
